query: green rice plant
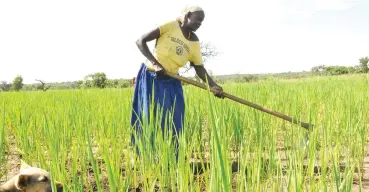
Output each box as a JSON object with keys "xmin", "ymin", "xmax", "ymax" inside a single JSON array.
[
  {"xmin": 0, "ymin": 101, "xmax": 6, "ymax": 172},
  {"xmin": 0, "ymin": 74, "xmax": 368, "ymax": 191}
]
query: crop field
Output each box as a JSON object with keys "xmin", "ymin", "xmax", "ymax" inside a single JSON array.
[{"xmin": 1, "ymin": 74, "xmax": 369, "ymax": 191}]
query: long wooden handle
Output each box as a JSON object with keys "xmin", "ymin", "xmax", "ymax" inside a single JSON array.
[{"xmin": 165, "ymin": 72, "xmax": 314, "ymax": 130}]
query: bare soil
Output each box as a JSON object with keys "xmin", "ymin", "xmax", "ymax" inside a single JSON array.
[
  {"xmin": 352, "ymin": 137, "xmax": 369, "ymax": 192},
  {"xmin": 0, "ymin": 134, "xmax": 21, "ymax": 184}
]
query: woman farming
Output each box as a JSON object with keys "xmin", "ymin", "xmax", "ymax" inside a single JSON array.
[{"xmin": 131, "ymin": 6, "xmax": 224, "ymax": 159}]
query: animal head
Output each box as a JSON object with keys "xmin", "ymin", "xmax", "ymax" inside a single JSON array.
[{"xmin": 1, "ymin": 160, "xmax": 63, "ymax": 192}]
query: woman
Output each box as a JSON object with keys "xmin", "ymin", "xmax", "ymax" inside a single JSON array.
[{"xmin": 130, "ymin": 6, "xmax": 223, "ymax": 160}]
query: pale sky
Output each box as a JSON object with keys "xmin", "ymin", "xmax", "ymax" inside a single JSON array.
[{"xmin": 1, "ymin": 0, "xmax": 368, "ymax": 84}]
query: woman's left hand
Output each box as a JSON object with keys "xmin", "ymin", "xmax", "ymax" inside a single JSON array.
[{"xmin": 210, "ymin": 84, "xmax": 224, "ymax": 99}]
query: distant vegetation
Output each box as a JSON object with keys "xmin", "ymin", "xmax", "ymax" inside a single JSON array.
[{"xmin": 1, "ymin": 52, "xmax": 368, "ymax": 92}]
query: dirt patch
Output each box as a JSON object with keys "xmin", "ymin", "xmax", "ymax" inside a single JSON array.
[
  {"xmin": 352, "ymin": 137, "xmax": 369, "ymax": 192},
  {"xmin": 0, "ymin": 134, "xmax": 21, "ymax": 183}
]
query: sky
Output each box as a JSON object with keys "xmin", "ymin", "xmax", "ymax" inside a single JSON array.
[{"xmin": 0, "ymin": 0, "xmax": 368, "ymax": 84}]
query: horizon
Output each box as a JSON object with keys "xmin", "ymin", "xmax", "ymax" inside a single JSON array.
[
  {"xmin": 1, "ymin": 0, "xmax": 368, "ymax": 84},
  {"xmin": 19, "ymin": 70, "xmax": 314, "ymax": 85}
]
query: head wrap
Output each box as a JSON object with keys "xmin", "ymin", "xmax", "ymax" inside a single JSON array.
[{"xmin": 176, "ymin": 5, "xmax": 204, "ymax": 23}]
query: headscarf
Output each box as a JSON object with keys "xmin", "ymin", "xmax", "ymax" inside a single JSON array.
[{"xmin": 176, "ymin": 5, "xmax": 204, "ymax": 23}]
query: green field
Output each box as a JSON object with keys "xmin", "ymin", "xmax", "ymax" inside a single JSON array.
[{"xmin": 1, "ymin": 74, "xmax": 369, "ymax": 191}]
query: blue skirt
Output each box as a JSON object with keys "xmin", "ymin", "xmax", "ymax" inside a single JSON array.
[{"xmin": 130, "ymin": 64, "xmax": 185, "ymax": 154}]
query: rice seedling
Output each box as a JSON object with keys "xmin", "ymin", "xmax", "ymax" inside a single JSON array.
[
  {"xmin": 0, "ymin": 101, "xmax": 6, "ymax": 175},
  {"xmin": 0, "ymin": 74, "xmax": 368, "ymax": 191}
]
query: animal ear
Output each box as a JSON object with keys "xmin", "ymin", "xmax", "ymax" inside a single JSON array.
[
  {"xmin": 16, "ymin": 174, "xmax": 30, "ymax": 190},
  {"xmin": 56, "ymin": 181, "xmax": 64, "ymax": 192},
  {"xmin": 20, "ymin": 160, "xmax": 32, "ymax": 170}
]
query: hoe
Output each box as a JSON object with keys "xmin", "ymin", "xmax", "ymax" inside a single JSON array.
[{"xmin": 165, "ymin": 72, "xmax": 314, "ymax": 131}]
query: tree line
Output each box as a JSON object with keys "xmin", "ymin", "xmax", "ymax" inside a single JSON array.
[
  {"xmin": 1, "ymin": 52, "xmax": 367, "ymax": 92},
  {"xmin": 311, "ymin": 57, "xmax": 368, "ymax": 76},
  {"xmin": 0, "ymin": 73, "xmax": 133, "ymax": 92}
]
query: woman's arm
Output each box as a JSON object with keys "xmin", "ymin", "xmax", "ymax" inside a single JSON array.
[
  {"xmin": 193, "ymin": 64, "xmax": 216, "ymax": 86},
  {"xmin": 187, "ymin": 32, "xmax": 223, "ymax": 97},
  {"xmin": 135, "ymin": 28, "xmax": 165, "ymax": 74},
  {"xmin": 193, "ymin": 64, "xmax": 224, "ymax": 98}
]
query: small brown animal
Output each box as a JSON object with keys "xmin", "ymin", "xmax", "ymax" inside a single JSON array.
[{"xmin": 0, "ymin": 160, "xmax": 63, "ymax": 192}]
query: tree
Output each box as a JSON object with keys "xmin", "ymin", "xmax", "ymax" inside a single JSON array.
[
  {"xmin": 325, "ymin": 66, "xmax": 350, "ymax": 75},
  {"xmin": 182, "ymin": 41, "xmax": 220, "ymax": 74},
  {"xmin": 241, "ymin": 75, "xmax": 259, "ymax": 83},
  {"xmin": 81, "ymin": 75, "xmax": 92, "ymax": 89},
  {"xmin": 106, "ymin": 79, "xmax": 119, "ymax": 88},
  {"xmin": 200, "ymin": 41, "xmax": 219, "ymax": 64},
  {"xmin": 74, "ymin": 80, "xmax": 84, "ymax": 89},
  {"xmin": 118, "ymin": 79, "xmax": 130, "ymax": 88},
  {"xmin": 12, "ymin": 75, "xmax": 23, "ymax": 91},
  {"xmin": 35, "ymin": 79, "xmax": 51, "ymax": 91},
  {"xmin": 86, "ymin": 72, "xmax": 107, "ymax": 88},
  {"xmin": 311, "ymin": 65, "xmax": 326, "ymax": 75},
  {"xmin": 359, "ymin": 56, "xmax": 369, "ymax": 73},
  {"xmin": 0, "ymin": 81, "xmax": 11, "ymax": 92}
]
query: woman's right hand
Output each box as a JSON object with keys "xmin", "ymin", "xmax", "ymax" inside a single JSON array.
[{"xmin": 153, "ymin": 62, "xmax": 167, "ymax": 77}]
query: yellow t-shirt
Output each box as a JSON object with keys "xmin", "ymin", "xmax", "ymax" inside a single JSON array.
[{"xmin": 145, "ymin": 20, "xmax": 203, "ymax": 74}]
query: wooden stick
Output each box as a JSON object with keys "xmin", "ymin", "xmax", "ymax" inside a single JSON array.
[{"xmin": 165, "ymin": 72, "xmax": 314, "ymax": 130}]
